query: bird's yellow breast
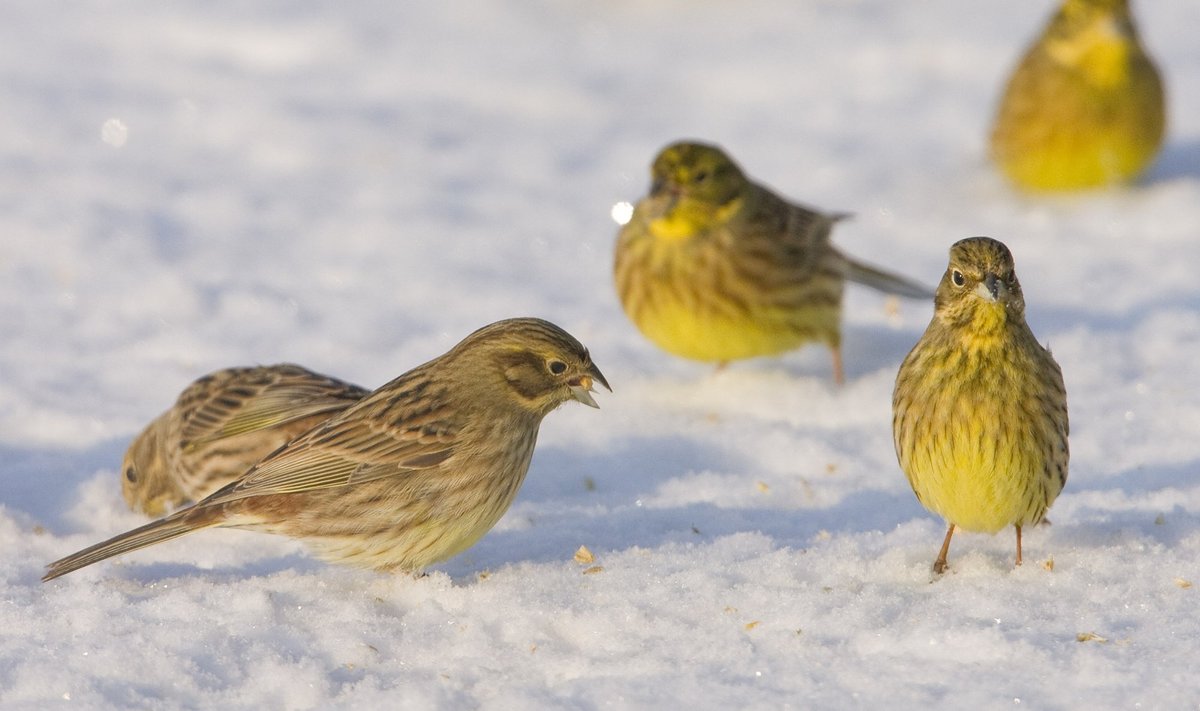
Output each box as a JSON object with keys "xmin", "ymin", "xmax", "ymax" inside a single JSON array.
[
  {"xmin": 632, "ymin": 294, "xmax": 810, "ymax": 363},
  {"xmin": 991, "ymin": 23, "xmax": 1164, "ymax": 190},
  {"xmin": 616, "ymin": 223, "xmax": 839, "ymax": 363},
  {"xmin": 903, "ymin": 379, "xmax": 1044, "ymax": 532},
  {"xmin": 895, "ymin": 340, "xmax": 1063, "ymax": 534}
]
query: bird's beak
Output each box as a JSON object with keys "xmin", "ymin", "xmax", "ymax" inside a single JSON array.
[
  {"xmin": 650, "ymin": 176, "xmax": 684, "ymax": 200},
  {"xmin": 977, "ymin": 273, "xmax": 1006, "ymax": 303},
  {"xmin": 568, "ymin": 363, "xmax": 611, "ymax": 409}
]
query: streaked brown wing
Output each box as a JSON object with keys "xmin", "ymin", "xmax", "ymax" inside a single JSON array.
[
  {"xmin": 179, "ymin": 365, "xmax": 369, "ymax": 446},
  {"xmin": 735, "ymin": 184, "xmax": 838, "ymax": 285},
  {"xmin": 199, "ymin": 379, "xmax": 459, "ymax": 503},
  {"xmin": 779, "ymin": 199, "xmax": 839, "ymax": 274}
]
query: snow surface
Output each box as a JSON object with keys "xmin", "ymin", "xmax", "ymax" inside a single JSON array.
[{"xmin": 4, "ymin": 1, "xmax": 1199, "ymax": 708}]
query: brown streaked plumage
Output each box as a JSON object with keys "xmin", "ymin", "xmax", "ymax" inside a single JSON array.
[
  {"xmin": 614, "ymin": 140, "xmax": 932, "ymax": 383},
  {"xmin": 45, "ymin": 318, "xmax": 609, "ymax": 581},
  {"xmin": 893, "ymin": 237, "xmax": 1068, "ymax": 574},
  {"xmin": 122, "ymin": 364, "xmax": 370, "ymax": 517}
]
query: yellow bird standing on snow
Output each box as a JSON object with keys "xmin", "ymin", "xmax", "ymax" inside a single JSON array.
[
  {"xmin": 990, "ymin": 0, "xmax": 1166, "ymax": 191},
  {"xmin": 614, "ymin": 140, "xmax": 932, "ymax": 383},
  {"xmin": 893, "ymin": 237, "xmax": 1068, "ymax": 573}
]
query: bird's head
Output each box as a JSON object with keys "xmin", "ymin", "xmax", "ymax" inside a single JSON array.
[
  {"xmin": 935, "ymin": 237, "xmax": 1027, "ymax": 337},
  {"xmin": 1045, "ymin": 0, "xmax": 1140, "ymax": 85},
  {"xmin": 643, "ymin": 141, "xmax": 749, "ymax": 239},
  {"xmin": 456, "ymin": 318, "xmax": 611, "ymax": 418},
  {"xmin": 120, "ymin": 415, "xmax": 177, "ymax": 517}
]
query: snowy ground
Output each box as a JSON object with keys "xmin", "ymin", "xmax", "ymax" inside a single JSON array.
[{"xmin": 3, "ymin": 1, "xmax": 1199, "ymax": 708}]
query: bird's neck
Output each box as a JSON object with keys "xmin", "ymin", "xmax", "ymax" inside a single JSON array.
[
  {"xmin": 942, "ymin": 302, "xmax": 1017, "ymax": 351},
  {"xmin": 1046, "ymin": 21, "xmax": 1137, "ymax": 88},
  {"xmin": 648, "ymin": 194, "xmax": 744, "ymax": 242}
]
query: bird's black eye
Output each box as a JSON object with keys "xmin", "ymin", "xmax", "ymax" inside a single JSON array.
[
  {"xmin": 124, "ymin": 466, "xmax": 138, "ymax": 483},
  {"xmin": 548, "ymin": 360, "xmax": 567, "ymax": 375},
  {"xmin": 692, "ymin": 170, "xmax": 709, "ymax": 183},
  {"xmin": 951, "ymin": 270, "xmax": 966, "ymax": 287}
]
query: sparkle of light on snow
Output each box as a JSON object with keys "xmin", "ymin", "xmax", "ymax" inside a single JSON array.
[
  {"xmin": 100, "ymin": 118, "xmax": 128, "ymax": 147},
  {"xmin": 611, "ymin": 201, "xmax": 634, "ymax": 226}
]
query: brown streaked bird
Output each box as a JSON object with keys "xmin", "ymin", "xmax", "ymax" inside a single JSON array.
[
  {"xmin": 122, "ymin": 364, "xmax": 370, "ymax": 517},
  {"xmin": 614, "ymin": 140, "xmax": 933, "ymax": 384},
  {"xmin": 893, "ymin": 237, "xmax": 1068, "ymax": 574},
  {"xmin": 45, "ymin": 318, "xmax": 609, "ymax": 581}
]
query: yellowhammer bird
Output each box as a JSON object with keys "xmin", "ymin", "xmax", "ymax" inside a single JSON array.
[
  {"xmin": 122, "ymin": 364, "xmax": 370, "ymax": 517},
  {"xmin": 990, "ymin": 0, "xmax": 1166, "ymax": 191},
  {"xmin": 614, "ymin": 140, "xmax": 933, "ymax": 384},
  {"xmin": 893, "ymin": 237, "xmax": 1068, "ymax": 574},
  {"xmin": 44, "ymin": 318, "xmax": 609, "ymax": 581}
]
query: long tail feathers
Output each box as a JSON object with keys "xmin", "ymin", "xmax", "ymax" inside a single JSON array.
[
  {"xmin": 844, "ymin": 257, "xmax": 935, "ymax": 300},
  {"xmin": 42, "ymin": 508, "xmax": 219, "ymax": 582}
]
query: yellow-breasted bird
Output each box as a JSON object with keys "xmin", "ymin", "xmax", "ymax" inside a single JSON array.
[
  {"xmin": 44, "ymin": 318, "xmax": 609, "ymax": 581},
  {"xmin": 123, "ymin": 364, "xmax": 370, "ymax": 517},
  {"xmin": 990, "ymin": 0, "xmax": 1166, "ymax": 191},
  {"xmin": 614, "ymin": 140, "xmax": 933, "ymax": 384},
  {"xmin": 893, "ymin": 237, "xmax": 1068, "ymax": 574}
]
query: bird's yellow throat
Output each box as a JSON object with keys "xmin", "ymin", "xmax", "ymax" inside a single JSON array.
[{"xmin": 648, "ymin": 196, "xmax": 744, "ymax": 241}]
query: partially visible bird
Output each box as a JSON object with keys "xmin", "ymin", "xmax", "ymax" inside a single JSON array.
[
  {"xmin": 614, "ymin": 140, "xmax": 933, "ymax": 384},
  {"xmin": 122, "ymin": 364, "xmax": 370, "ymax": 517},
  {"xmin": 990, "ymin": 0, "xmax": 1166, "ymax": 191},
  {"xmin": 45, "ymin": 318, "xmax": 609, "ymax": 581},
  {"xmin": 893, "ymin": 237, "xmax": 1069, "ymax": 574}
]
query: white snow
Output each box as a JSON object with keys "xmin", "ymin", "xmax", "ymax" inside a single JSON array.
[{"xmin": 4, "ymin": 0, "xmax": 1199, "ymax": 708}]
